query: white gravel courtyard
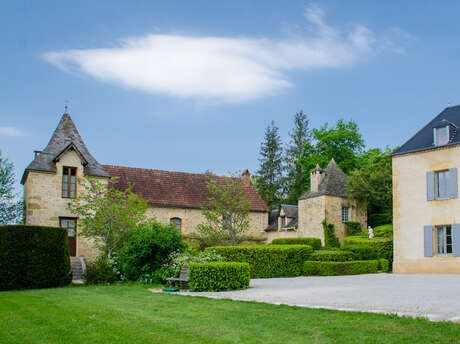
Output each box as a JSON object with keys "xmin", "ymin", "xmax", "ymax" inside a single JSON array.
[{"xmin": 179, "ymin": 274, "xmax": 460, "ymax": 322}]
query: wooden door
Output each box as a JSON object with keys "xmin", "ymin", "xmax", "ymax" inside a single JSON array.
[{"xmin": 60, "ymin": 218, "xmax": 77, "ymax": 256}]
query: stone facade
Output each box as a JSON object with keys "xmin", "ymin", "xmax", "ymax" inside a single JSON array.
[{"xmin": 392, "ymin": 146, "xmax": 460, "ymax": 273}]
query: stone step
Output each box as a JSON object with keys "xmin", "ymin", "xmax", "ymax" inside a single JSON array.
[{"xmin": 70, "ymin": 257, "xmax": 86, "ymax": 281}]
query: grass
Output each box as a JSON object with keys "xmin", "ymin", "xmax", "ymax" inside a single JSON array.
[{"xmin": 0, "ymin": 284, "xmax": 459, "ymax": 344}]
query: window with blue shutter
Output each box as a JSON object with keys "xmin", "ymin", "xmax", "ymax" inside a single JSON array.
[
  {"xmin": 427, "ymin": 168, "xmax": 458, "ymax": 200},
  {"xmin": 426, "ymin": 171, "xmax": 434, "ymax": 201},
  {"xmin": 452, "ymin": 224, "xmax": 460, "ymax": 256},
  {"xmin": 424, "ymin": 225, "xmax": 433, "ymax": 257},
  {"xmin": 447, "ymin": 168, "xmax": 458, "ymax": 199}
]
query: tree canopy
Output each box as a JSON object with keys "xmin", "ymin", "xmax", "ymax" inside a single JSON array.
[{"xmin": 0, "ymin": 151, "xmax": 22, "ymax": 225}]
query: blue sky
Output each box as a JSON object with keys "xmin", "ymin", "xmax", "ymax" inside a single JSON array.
[{"xmin": 2, "ymin": 1, "xmax": 460, "ymax": 188}]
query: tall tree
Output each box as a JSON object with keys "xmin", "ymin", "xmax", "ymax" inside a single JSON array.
[
  {"xmin": 284, "ymin": 110, "xmax": 312, "ymax": 204},
  {"xmin": 0, "ymin": 151, "xmax": 23, "ymax": 224},
  {"xmin": 70, "ymin": 177, "xmax": 148, "ymax": 258},
  {"xmin": 299, "ymin": 119, "xmax": 364, "ymax": 190},
  {"xmin": 196, "ymin": 173, "xmax": 251, "ymax": 245},
  {"xmin": 255, "ymin": 121, "xmax": 284, "ymax": 209}
]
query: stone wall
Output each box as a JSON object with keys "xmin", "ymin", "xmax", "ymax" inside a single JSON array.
[
  {"xmin": 298, "ymin": 196, "xmax": 326, "ymax": 244},
  {"xmin": 393, "ymin": 145, "xmax": 460, "ymax": 273}
]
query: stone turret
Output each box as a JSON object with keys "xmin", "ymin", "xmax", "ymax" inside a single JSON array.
[{"xmin": 310, "ymin": 164, "xmax": 325, "ymax": 192}]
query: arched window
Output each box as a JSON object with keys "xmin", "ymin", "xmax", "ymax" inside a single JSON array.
[{"xmin": 170, "ymin": 217, "xmax": 181, "ymax": 232}]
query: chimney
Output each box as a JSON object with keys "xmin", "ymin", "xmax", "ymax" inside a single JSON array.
[
  {"xmin": 310, "ymin": 164, "xmax": 325, "ymax": 192},
  {"xmin": 241, "ymin": 169, "xmax": 251, "ymax": 186}
]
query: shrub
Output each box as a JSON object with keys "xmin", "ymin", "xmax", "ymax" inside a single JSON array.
[
  {"xmin": 368, "ymin": 212, "xmax": 392, "ymax": 228},
  {"xmin": 373, "ymin": 224, "xmax": 393, "ymax": 238},
  {"xmin": 322, "ymin": 220, "xmax": 340, "ymax": 248},
  {"xmin": 163, "ymin": 249, "xmax": 224, "ymax": 279},
  {"xmin": 189, "ymin": 262, "xmax": 250, "ymax": 291},
  {"xmin": 309, "ymin": 251, "xmax": 354, "ymax": 262},
  {"xmin": 344, "ymin": 236, "xmax": 393, "ymax": 263},
  {"xmin": 341, "ymin": 245, "xmax": 378, "ymax": 260},
  {"xmin": 84, "ymin": 256, "xmax": 118, "ymax": 284},
  {"xmin": 303, "ymin": 260, "xmax": 379, "ymax": 276},
  {"xmin": 0, "ymin": 225, "xmax": 72, "ymax": 290},
  {"xmin": 206, "ymin": 245, "xmax": 313, "ymax": 278},
  {"xmin": 378, "ymin": 258, "xmax": 390, "ymax": 272},
  {"xmin": 271, "ymin": 238, "xmax": 322, "ymax": 250},
  {"xmin": 345, "ymin": 222, "xmax": 362, "ymax": 236},
  {"xmin": 117, "ymin": 221, "xmax": 186, "ymax": 281}
]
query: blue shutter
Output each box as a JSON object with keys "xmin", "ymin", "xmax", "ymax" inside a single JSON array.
[
  {"xmin": 448, "ymin": 168, "xmax": 458, "ymax": 199},
  {"xmin": 426, "ymin": 171, "xmax": 435, "ymax": 201},
  {"xmin": 424, "ymin": 225, "xmax": 433, "ymax": 257},
  {"xmin": 452, "ymin": 224, "xmax": 460, "ymax": 256}
]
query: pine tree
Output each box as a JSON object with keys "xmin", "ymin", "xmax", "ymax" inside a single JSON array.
[
  {"xmin": 255, "ymin": 121, "xmax": 284, "ymax": 209},
  {"xmin": 284, "ymin": 110, "xmax": 312, "ymax": 204}
]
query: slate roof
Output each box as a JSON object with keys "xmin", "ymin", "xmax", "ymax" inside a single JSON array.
[
  {"xmin": 102, "ymin": 165, "xmax": 269, "ymax": 212},
  {"xmin": 21, "ymin": 113, "xmax": 110, "ymax": 184},
  {"xmin": 390, "ymin": 105, "xmax": 460, "ymax": 156},
  {"xmin": 299, "ymin": 159, "xmax": 347, "ymax": 199},
  {"xmin": 265, "ymin": 204, "xmax": 298, "ymax": 231}
]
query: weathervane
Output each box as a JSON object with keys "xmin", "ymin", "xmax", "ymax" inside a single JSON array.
[{"xmin": 64, "ymin": 100, "xmax": 69, "ymax": 114}]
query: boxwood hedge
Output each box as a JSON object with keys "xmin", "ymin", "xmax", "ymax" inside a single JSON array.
[
  {"xmin": 341, "ymin": 245, "xmax": 378, "ymax": 260},
  {"xmin": 343, "ymin": 236, "xmax": 393, "ymax": 262},
  {"xmin": 271, "ymin": 238, "xmax": 322, "ymax": 250},
  {"xmin": 303, "ymin": 260, "xmax": 379, "ymax": 276},
  {"xmin": 309, "ymin": 250, "xmax": 354, "ymax": 262},
  {"xmin": 0, "ymin": 225, "xmax": 72, "ymax": 290},
  {"xmin": 206, "ymin": 245, "xmax": 313, "ymax": 278},
  {"xmin": 189, "ymin": 262, "xmax": 250, "ymax": 291},
  {"xmin": 378, "ymin": 258, "xmax": 390, "ymax": 272}
]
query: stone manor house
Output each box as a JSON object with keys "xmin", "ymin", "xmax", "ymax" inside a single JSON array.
[{"xmin": 22, "ymin": 109, "xmax": 366, "ymax": 261}]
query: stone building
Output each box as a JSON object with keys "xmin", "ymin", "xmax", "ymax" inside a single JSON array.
[
  {"xmin": 265, "ymin": 159, "xmax": 367, "ymax": 245},
  {"xmin": 391, "ymin": 106, "xmax": 460, "ymax": 273},
  {"xmin": 21, "ymin": 111, "xmax": 269, "ymax": 261}
]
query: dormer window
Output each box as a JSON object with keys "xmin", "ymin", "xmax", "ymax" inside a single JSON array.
[
  {"xmin": 434, "ymin": 126, "xmax": 449, "ymax": 146},
  {"xmin": 62, "ymin": 167, "xmax": 77, "ymax": 198}
]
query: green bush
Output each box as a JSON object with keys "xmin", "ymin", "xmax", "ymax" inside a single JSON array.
[
  {"xmin": 378, "ymin": 258, "xmax": 390, "ymax": 272},
  {"xmin": 163, "ymin": 249, "xmax": 224, "ymax": 279},
  {"xmin": 341, "ymin": 245, "xmax": 378, "ymax": 260},
  {"xmin": 322, "ymin": 220, "xmax": 340, "ymax": 248},
  {"xmin": 368, "ymin": 212, "xmax": 392, "ymax": 228},
  {"xmin": 117, "ymin": 221, "xmax": 186, "ymax": 281},
  {"xmin": 345, "ymin": 222, "xmax": 362, "ymax": 236},
  {"xmin": 189, "ymin": 262, "xmax": 250, "ymax": 291},
  {"xmin": 84, "ymin": 256, "xmax": 118, "ymax": 284},
  {"xmin": 303, "ymin": 260, "xmax": 379, "ymax": 276},
  {"xmin": 373, "ymin": 224, "xmax": 393, "ymax": 238},
  {"xmin": 206, "ymin": 245, "xmax": 313, "ymax": 278},
  {"xmin": 0, "ymin": 225, "xmax": 72, "ymax": 290},
  {"xmin": 309, "ymin": 251, "xmax": 354, "ymax": 262},
  {"xmin": 271, "ymin": 238, "xmax": 322, "ymax": 250},
  {"xmin": 344, "ymin": 236, "xmax": 393, "ymax": 263}
]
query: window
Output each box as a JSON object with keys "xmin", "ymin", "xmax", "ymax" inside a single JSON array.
[
  {"xmin": 62, "ymin": 167, "xmax": 77, "ymax": 198},
  {"xmin": 435, "ymin": 170, "xmax": 449, "ymax": 199},
  {"xmin": 341, "ymin": 207, "xmax": 349, "ymax": 223},
  {"xmin": 60, "ymin": 217, "xmax": 77, "ymax": 237},
  {"xmin": 434, "ymin": 126, "xmax": 449, "ymax": 146},
  {"xmin": 435, "ymin": 225, "xmax": 453, "ymax": 255},
  {"xmin": 170, "ymin": 217, "xmax": 181, "ymax": 232}
]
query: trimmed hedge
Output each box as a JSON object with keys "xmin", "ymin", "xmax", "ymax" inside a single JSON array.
[
  {"xmin": 189, "ymin": 262, "xmax": 250, "ymax": 291},
  {"xmin": 345, "ymin": 222, "xmax": 362, "ymax": 236},
  {"xmin": 373, "ymin": 224, "xmax": 393, "ymax": 238},
  {"xmin": 378, "ymin": 259, "xmax": 390, "ymax": 272},
  {"xmin": 309, "ymin": 250, "xmax": 354, "ymax": 262},
  {"xmin": 368, "ymin": 212, "xmax": 392, "ymax": 228},
  {"xmin": 206, "ymin": 245, "xmax": 313, "ymax": 278},
  {"xmin": 341, "ymin": 245, "xmax": 378, "ymax": 260},
  {"xmin": 343, "ymin": 236, "xmax": 393, "ymax": 262},
  {"xmin": 303, "ymin": 260, "xmax": 379, "ymax": 276},
  {"xmin": 0, "ymin": 225, "xmax": 72, "ymax": 290},
  {"xmin": 271, "ymin": 238, "xmax": 322, "ymax": 250}
]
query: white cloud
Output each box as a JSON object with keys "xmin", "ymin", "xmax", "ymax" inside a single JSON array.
[
  {"xmin": 43, "ymin": 5, "xmax": 403, "ymax": 103},
  {"xmin": 0, "ymin": 127, "xmax": 25, "ymax": 137}
]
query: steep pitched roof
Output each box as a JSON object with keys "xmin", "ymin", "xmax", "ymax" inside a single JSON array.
[
  {"xmin": 21, "ymin": 113, "xmax": 110, "ymax": 184},
  {"xmin": 265, "ymin": 204, "xmax": 298, "ymax": 231},
  {"xmin": 102, "ymin": 165, "xmax": 269, "ymax": 212},
  {"xmin": 299, "ymin": 159, "xmax": 347, "ymax": 200},
  {"xmin": 390, "ymin": 105, "xmax": 460, "ymax": 156}
]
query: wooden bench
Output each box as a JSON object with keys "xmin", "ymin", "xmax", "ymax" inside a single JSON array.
[{"xmin": 166, "ymin": 266, "xmax": 189, "ymax": 288}]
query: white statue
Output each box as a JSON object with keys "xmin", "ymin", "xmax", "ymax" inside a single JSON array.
[{"xmin": 368, "ymin": 226, "xmax": 374, "ymax": 239}]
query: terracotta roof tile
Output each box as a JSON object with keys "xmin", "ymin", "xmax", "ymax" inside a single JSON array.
[{"xmin": 102, "ymin": 165, "xmax": 269, "ymax": 212}]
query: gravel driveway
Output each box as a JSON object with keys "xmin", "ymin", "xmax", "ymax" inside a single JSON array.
[{"xmin": 179, "ymin": 274, "xmax": 460, "ymax": 322}]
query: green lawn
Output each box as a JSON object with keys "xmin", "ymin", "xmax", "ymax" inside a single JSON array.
[{"xmin": 0, "ymin": 284, "xmax": 458, "ymax": 344}]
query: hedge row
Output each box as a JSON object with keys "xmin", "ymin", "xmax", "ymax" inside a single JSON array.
[
  {"xmin": 378, "ymin": 259, "xmax": 390, "ymax": 273},
  {"xmin": 341, "ymin": 245, "xmax": 378, "ymax": 260},
  {"xmin": 271, "ymin": 238, "xmax": 322, "ymax": 250},
  {"xmin": 206, "ymin": 245, "xmax": 313, "ymax": 278},
  {"xmin": 189, "ymin": 262, "xmax": 250, "ymax": 291},
  {"xmin": 0, "ymin": 225, "xmax": 72, "ymax": 290},
  {"xmin": 309, "ymin": 250, "xmax": 354, "ymax": 262},
  {"xmin": 343, "ymin": 236, "xmax": 393, "ymax": 262},
  {"xmin": 303, "ymin": 260, "xmax": 379, "ymax": 276},
  {"xmin": 344, "ymin": 222, "xmax": 362, "ymax": 236}
]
